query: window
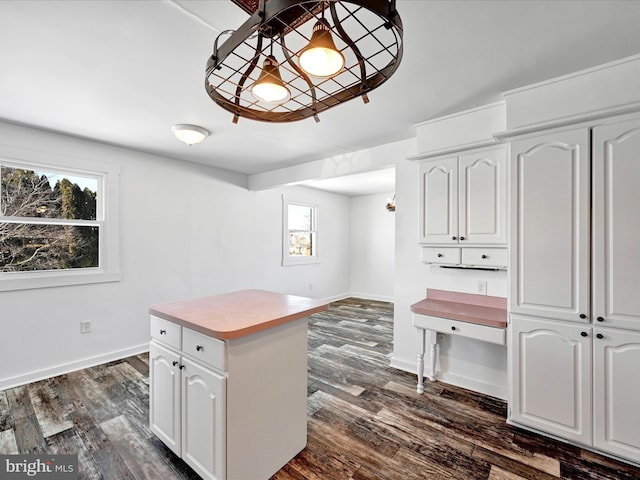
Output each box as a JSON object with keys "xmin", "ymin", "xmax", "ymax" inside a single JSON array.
[
  {"xmin": 0, "ymin": 154, "xmax": 120, "ymax": 291},
  {"xmin": 282, "ymin": 199, "xmax": 318, "ymax": 266}
]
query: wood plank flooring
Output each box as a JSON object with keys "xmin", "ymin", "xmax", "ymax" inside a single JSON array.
[{"xmin": 1, "ymin": 297, "xmax": 639, "ymax": 479}]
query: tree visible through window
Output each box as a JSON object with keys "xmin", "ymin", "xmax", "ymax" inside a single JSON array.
[
  {"xmin": 283, "ymin": 200, "xmax": 318, "ymax": 265},
  {"xmin": 0, "ymin": 166, "xmax": 99, "ymax": 272}
]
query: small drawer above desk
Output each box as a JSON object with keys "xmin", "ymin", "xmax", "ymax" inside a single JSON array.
[{"xmin": 413, "ymin": 313, "xmax": 506, "ymax": 345}]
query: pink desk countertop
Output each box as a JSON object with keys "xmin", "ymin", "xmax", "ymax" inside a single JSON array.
[
  {"xmin": 410, "ymin": 289, "xmax": 507, "ymax": 329},
  {"xmin": 149, "ymin": 289, "xmax": 328, "ymax": 340}
]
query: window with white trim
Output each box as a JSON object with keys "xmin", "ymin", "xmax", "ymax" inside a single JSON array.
[
  {"xmin": 0, "ymin": 156, "xmax": 120, "ymax": 291},
  {"xmin": 282, "ymin": 199, "xmax": 318, "ymax": 266}
]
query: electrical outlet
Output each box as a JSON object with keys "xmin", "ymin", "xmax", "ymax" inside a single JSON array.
[
  {"xmin": 80, "ymin": 321, "xmax": 91, "ymax": 334},
  {"xmin": 476, "ymin": 280, "xmax": 488, "ymax": 295}
]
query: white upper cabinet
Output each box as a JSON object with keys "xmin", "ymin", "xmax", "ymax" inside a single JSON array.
[
  {"xmin": 509, "ymin": 128, "xmax": 590, "ymax": 323},
  {"xmin": 419, "ymin": 156, "xmax": 458, "ymax": 244},
  {"xmin": 592, "ymin": 117, "xmax": 640, "ymax": 332},
  {"xmin": 458, "ymin": 149, "xmax": 507, "ymax": 244},
  {"xmin": 419, "ymin": 147, "xmax": 506, "ymax": 246}
]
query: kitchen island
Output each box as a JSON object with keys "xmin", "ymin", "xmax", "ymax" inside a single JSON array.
[{"xmin": 148, "ymin": 289, "xmax": 328, "ymax": 480}]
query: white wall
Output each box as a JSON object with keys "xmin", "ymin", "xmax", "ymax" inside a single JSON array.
[
  {"xmin": 0, "ymin": 121, "xmax": 351, "ymax": 389},
  {"xmin": 349, "ymin": 192, "xmax": 395, "ymax": 302},
  {"xmin": 392, "ymin": 157, "xmax": 509, "ymax": 399}
]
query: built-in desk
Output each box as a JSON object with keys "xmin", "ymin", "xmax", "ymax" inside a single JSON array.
[{"xmin": 410, "ymin": 289, "xmax": 507, "ymax": 393}]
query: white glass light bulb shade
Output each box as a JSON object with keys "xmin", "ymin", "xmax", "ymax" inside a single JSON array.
[
  {"xmin": 299, "ymin": 46, "xmax": 345, "ymax": 78},
  {"xmin": 251, "ymin": 81, "xmax": 291, "ymax": 103},
  {"xmin": 171, "ymin": 124, "xmax": 209, "ymax": 145},
  {"xmin": 299, "ymin": 19, "xmax": 345, "ymax": 78},
  {"xmin": 251, "ymin": 55, "xmax": 291, "ymax": 104}
]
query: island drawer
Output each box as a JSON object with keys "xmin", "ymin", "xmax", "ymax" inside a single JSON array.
[
  {"xmin": 150, "ymin": 315, "xmax": 181, "ymax": 350},
  {"xmin": 182, "ymin": 327, "xmax": 226, "ymax": 372}
]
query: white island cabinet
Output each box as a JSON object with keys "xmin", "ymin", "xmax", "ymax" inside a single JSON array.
[{"xmin": 149, "ymin": 290, "xmax": 328, "ymax": 480}]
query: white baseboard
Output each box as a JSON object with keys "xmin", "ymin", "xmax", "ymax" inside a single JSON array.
[
  {"xmin": 0, "ymin": 343, "xmax": 149, "ymax": 391},
  {"xmin": 323, "ymin": 292, "xmax": 395, "ymax": 303},
  {"xmin": 390, "ymin": 355, "xmax": 508, "ymax": 400}
]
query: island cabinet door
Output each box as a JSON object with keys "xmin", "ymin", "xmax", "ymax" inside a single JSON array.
[
  {"xmin": 510, "ymin": 315, "xmax": 592, "ymax": 445},
  {"xmin": 181, "ymin": 357, "xmax": 226, "ymax": 480},
  {"xmin": 593, "ymin": 328, "xmax": 640, "ymax": 463},
  {"xmin": 149, "ymin": 341, "xmax": 181, "ymax": 456}
]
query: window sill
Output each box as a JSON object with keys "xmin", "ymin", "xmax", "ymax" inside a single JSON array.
[
  {"xmin": 282, "ymin": 257, "xmax": 320, "ymax": 267},
  {"xmin": 0, "ymin": 269, "xmax": 121, "ymax": 292}
]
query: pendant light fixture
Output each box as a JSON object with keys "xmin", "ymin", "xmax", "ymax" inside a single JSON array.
[
  {"xmin": 299, "ymin": 17, "xmax": 345, "ymax": 78},
  {"xmin": 206, "ymin": 0, "xmax": 403, "ymax": 123},
  {"xmin": 251, "ymin": 38, "xmax": 291, "ymax": 103}
]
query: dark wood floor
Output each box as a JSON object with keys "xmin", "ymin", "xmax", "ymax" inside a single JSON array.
[{"xmin": 1, "ymin": 298, "xmax": 639, "ymax": 479}]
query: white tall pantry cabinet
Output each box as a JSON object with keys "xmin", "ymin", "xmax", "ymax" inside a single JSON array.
[{"xmin": 509, "ymin": 116, "xmax": 640, "ymax": 464}]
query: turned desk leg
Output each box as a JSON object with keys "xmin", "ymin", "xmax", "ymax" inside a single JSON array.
[
  {"xmin": 416, "ymin": 328, "xmax": 425, "ymax": 394},
  {"xmin": 428, "ymin": 338, "xmax": 437, "ymax": 382}
]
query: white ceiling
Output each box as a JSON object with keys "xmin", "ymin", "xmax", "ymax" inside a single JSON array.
[{"xmin": 1, "ymin": 1, "xmax": 640, "ymax": 194}]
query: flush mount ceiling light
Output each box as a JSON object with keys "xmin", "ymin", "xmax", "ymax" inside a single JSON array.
[
  {"xmin": 171, "ymin": 124, "xmax": 210, "ymax": 145},
  {"xmin": 206, "ymin": 0, "xmax": 403, "ymax": 123}
]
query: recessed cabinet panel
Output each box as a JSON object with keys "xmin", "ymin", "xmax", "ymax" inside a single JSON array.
[
  {"xmin": 459, "ymin": 149, "xmax": 507, "ymax": 244},
  {"xmin": 420, "ymin": 157, "xmax": 458, "ymax": 243},
  {"xmin": 510, "ymin": 129, "xmax": 590, "ymax": 322},
  {"xmin": 593, "ymin": 328, "xmax": 640, "ymax": 462},
  {"xmin": 510, "ymin": 315, "xmax": 591, "ymax": 445},
  {"xmin": 593, "ymin": 118, "xmax": 640, "ymax": 331}
]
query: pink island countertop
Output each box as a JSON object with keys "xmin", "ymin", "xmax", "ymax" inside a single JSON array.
[
  {"xmin": 149, "ymin": 289, "xmax": 328, "ymax": 340},
  {"xmin": 410, "ymin": 288, "xmax": 507, "ymax": 328}
]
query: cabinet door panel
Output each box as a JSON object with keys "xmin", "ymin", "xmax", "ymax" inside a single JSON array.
[
  {"xmin": 459, "ymin": 148, "xmax": 507, "ymax": 244},
  {"xmin": 510, "ymin": 129, "xmax": 590, "ymax": 323},
  {"xmin": 419, "ymin": 157, "xmax": 458, "ymax": 244},
  {"xmin": 182, "ymin": 357, "xmax": 226, "ymax": 480},
  {"xmin": 510, "ymin": 315, "xmax": 591, "ymax": 444},
  {"xmin": 149, "ymin": 342, "xmax": 181, "ymax": 456},
  {"xmin": 594, "ymin": 328, "xmax": 640, "ymax": 462},
  {"xmin": 593, "ymin": 118, "xmax": 640, "ymax": 331}
]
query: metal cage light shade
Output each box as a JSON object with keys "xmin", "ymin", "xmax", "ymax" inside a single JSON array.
[{"xmin": 205, "ymin": 0, "xmax": 403, "ymax": 123}]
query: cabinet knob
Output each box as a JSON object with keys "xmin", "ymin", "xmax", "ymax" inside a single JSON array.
[
  {"xmin": 481, "ymin": 254, "xmax": 487, "ymax": 259},
  {"xmin": 451, "ymin": 326, "xmax": 456, "ymax": 331},
  {"xmin": 580, "ymin": 331, "xmax": 588, "ymax": 337},
  {"xmin": 160, "ymin": 329, "xmax": 167, "ymax": 335},
  {"xmin": 596, "ymin": 316, "xmax": 604, "ymax": 322},
  {"xmin": 452, "ymin": 236, "xmax": 457, "ymax": 240},
  {"xmin": 460, "ymin": 236, "xmax": 466, "ymax": 241},
  {"xmin": 437, "ymin": 253, "xmax": 443, "ymax": 258},
  {"xmin": 172, "ymin": 361, "xmax": 178, "ymax": 366},
  {"xmin": 579, "ymin": 314, "xmax": 587, "ymax": 319},
  {"xmin": 179, "ymin": 364, "xmax": 185, "ymax": 370},
  {"xmin": 196, "ymin": 345, "xmax": 203, "ymax": 352},
  {"xmin": 596, "ymin": 333, "xmax": 604, "ymax": 340}
]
